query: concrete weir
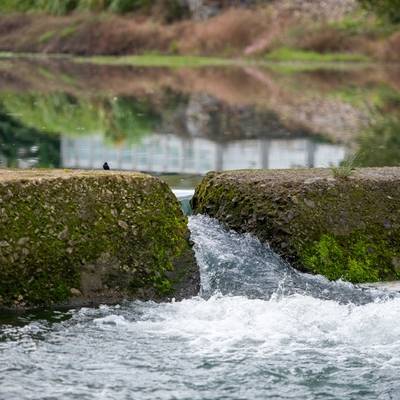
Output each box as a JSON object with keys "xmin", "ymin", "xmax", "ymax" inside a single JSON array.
[
  {"xmin": 0, "ymin": 170, "xmax": 199, "ymax": 310},
  {"xmin": 192, "ymin": 167, "xmax": 400, "ymax": 283}
]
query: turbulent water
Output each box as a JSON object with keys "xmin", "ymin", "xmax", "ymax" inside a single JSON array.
[{"xmin": 1, "ymin": 215, "xmax": 400, "ymax": 400}]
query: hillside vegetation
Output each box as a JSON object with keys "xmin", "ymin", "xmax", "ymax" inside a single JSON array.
[
  {"xmin": 358, "ymin": 0, "xmax": 400, "ymax": 23},
  {"xmin": 0, "ymin": 0, "xmax": 398, "ymax": 61},
  {"xmin": 0, "ymin": 0, "xmax": 187, "ymax": 20},
  {"xmin": 0, "ymin": 0, "xmax": 191, "ymax": 25}
]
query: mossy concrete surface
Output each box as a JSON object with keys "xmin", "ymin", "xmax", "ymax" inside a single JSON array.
[
  {"xmin": 192, "ymin": 168, "xmax": 400, "ymax": 283},
  {"xmin": 0, "ymin": 169, "xmax": 199, "ymax": 310}
]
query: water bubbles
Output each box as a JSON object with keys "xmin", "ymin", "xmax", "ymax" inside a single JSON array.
[
  {"xmin": 1, "ymin": 215, "xmax": 400, "ymax": 399},
  {"xmin": 188, "ymin": 214, "xmax": 394, "ymax": 305},
  {"xmin": 94, "ymin": 314, "xmax": 128, "ymax": 327}
]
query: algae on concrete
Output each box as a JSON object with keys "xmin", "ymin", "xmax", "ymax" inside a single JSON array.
[
  {"xmin": 192, "ymin": 168, "xmax": 400, "ymax": 283},
  {"xmin": 0, "ymin": 169, "xmax": 199, "ymax": 310}
]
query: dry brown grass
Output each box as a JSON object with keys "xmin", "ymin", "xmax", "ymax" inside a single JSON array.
[
  {"xmin": 0, "ymin": 13, "xmax": 178, "ymax": 55},
  {"xmin": 0, "ymin": 6, "xmax": 398, "ymax": 61},
  {"xmin": 294, "ymin": 26, "xmax": 354, "ymax": 53},
  {"xmin": 74, "ymin": 17, "xmax": 175, "ymax": 55},
  {"xmin": 0, "ymin": 8, "xmax": 285, "ymax": 56},
  {"xmin": 383, "ymin": 32, "xmax": 400, "ymax": 62},
  {"xmin": 0, "ymin": 13, "xmax": 31, "ymax": 36},
  {"xmin": 178, "ymin": 8, "xmax": 274, "ymax": 56}
]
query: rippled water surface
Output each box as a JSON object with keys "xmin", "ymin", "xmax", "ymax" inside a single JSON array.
[
  {"xmin": 1, "ymin": 215, "xmax": 400, "ymax": 400},
  {"xmin": 1, "ymin": 59, "xmax": 400, "ymax": 186}
]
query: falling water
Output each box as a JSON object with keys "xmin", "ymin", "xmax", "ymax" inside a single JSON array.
[{"xmin": 1, "ymin": 215, "xmax": 400, "ymax": 400}]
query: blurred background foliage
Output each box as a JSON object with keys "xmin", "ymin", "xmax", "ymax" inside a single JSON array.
[
  {"xmin": 357, "ymin": 114, "xmax": 400, "ymax": 167},
  {"xmin": 0, "ymin": 0, "xmax": 399, "ymax": 22},
  {"xmin": 0, "ymin": 93, "xmax": 160, "ymax": 145},
  {"xmin": 0, "ymin": 108, "xmax": 60, "ymax": 168},
  {"xmin": 0, "ymin": 0, "xmax": 188, "ymax": 19},
  {"xmin": 358, "ymin": 0, "xmax": 400, "ymax": 24}
]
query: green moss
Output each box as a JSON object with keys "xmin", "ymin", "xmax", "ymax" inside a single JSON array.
[
  {"xmin": 0, "ymin": 172, "xmax": 195, "ymax": 308},
  {"xmin": 154, "ymin": 277, "xmax": 173, "ymax": 296},
  {"xmin": 300, "ymin": 234, "xmax": 389, "ymax": 283},
  {"xmin": 192, "ymin": 169, "xmax": 400, "ymax": 284}
]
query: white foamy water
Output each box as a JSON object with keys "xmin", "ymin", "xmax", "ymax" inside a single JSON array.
[{"xmin": 1, "ymin": 215, "xmax": 400, "ymax": 399}]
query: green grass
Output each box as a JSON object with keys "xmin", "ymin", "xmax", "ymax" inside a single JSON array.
[
  {"xmin": 60, "ymin": 73, "xmax": 76, "ymax": 84},
  {"xmin": 77, "ymin": 52, "xmax": 374, "ymax": 69},
  {"xmin": 266, "ymin": 47, "xmax": 371, "ymax": 63},
  {"xmin": 76, "ymin": 54, "xmax": 239, "ymax": 68},
  {"xmin": 0, "ymin": 50, "xmax": 376, "ymax": 71},
  {"xmin": 0, "ymin": 52, "xmax": 73, "ymax": 64},
  {"xmin": 329, "ymin": 13, "xmax": 398, "ymax": 37},
  {"xmin": 38, "ymin": 67, "xmax": 56, "ymax": 80},
  {"xmin": 265, "ymin": 62, "xmax": 373, "ymax": 75},
  {"xmin": 60, "ymin": 25, "xmax": 77, "ymax": 38},
  {"xmin": 39, "ymin": 30, "xmax": 56, "ymax": 43},
  {"xmin": 0, "ymin": 52, "xmax": 14, "ymax": 59},
  {"xmin": 328, "ymin": 84, "xmax": 400, "ymax": 108},
  {"xmin": 331, "ymin": 153, "xmax": 359, "ymax": 179}
]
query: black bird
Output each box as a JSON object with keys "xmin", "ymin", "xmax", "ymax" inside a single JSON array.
[{"xmin": 103, "ymin": 162, "xmax": 110, "ymax": 170}]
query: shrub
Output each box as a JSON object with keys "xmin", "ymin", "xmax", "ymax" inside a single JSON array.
[
  {"xmin": 385, "ymin": 32, "xmax": 400, "ymax": 61},
  {"xmin": 44, "ymin": 0, "xmax": 78, "ymax": 15},
  {"xmin": 0, "ymin": 0, "xmax": 78, "ymax": 14},
  {"xmin": 153, "ymin": 0, "xmax": 189, "ymax": 23},
  {"xmin": 108, "ymin": 0, "xmax": 150, "ymax": 13},
  {"xmin": 77, "ymin": 0, "xmax": 112, "ymax": 12},
  {"xmin": 0, "ymin": 108, "xmax": 60, "ymax": 168},
  {"xmin": 357, "ymin": 114, "xmax": 400, "ymax": 167},
  {"xmin": 358, "ymin": 0, "xmax": 400, "ymax": 24}
]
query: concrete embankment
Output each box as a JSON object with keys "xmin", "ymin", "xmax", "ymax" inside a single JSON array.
[
  {"xmin": 0, "ymin": 170, "xmax": 199, "ymax": 310},
  {"xmin": 192, "ymin": 168, "xmax": 400, "ymax": 283}
]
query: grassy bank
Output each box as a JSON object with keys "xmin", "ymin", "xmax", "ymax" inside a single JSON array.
[
  {"xmin": 1, "ymin": 52, "xmax": 375, "ymax": 69},
  {"xmin": 265, "ymin": 48, "xmax": 371, "ymax": 63},
  {"xmin": 0, "ymin": 4, "xmax": 399, "ymax": 62},
  {"xmin": 0, "ymin": 0, "xmax": 187, "ymax": 21},
  {"xmin": 78, "ymin": 54, "xmax": 238, "ymax": 67}
]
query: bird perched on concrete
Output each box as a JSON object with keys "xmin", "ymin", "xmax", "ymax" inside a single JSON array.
[{"xmin": 103, "ymin": 162, "xmax": 110, "ymax": 170}]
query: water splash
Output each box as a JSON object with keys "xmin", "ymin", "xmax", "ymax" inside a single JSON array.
[
  {"xmin": 1, "ymin": 215, "xmax": 400, "ymax": 400},
  {"xmin": 189, "ymin": 214, "xmax": 396, "ymax": 305}
]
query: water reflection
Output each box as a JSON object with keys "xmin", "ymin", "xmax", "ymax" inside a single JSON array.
[
  {"xmin": 61, "ymin": 134, "xmax": 346, "ymax": 173},
  {"xmin": 0, "ymin": 109, "xmax": 60, "ymax": 168},
  {"xmin": 0, "ymin": 58, "xmax": 399, "ymax": 181}
]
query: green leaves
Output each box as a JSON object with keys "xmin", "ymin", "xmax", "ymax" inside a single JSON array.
[{"xmin": 358, "ymin": 0, "xmax": 400, "ymax": 24}]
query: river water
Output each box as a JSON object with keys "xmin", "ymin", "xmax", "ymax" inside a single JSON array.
[
  {"xmin": 1, "ymin": 58, "xmax": 400, "ymax": 399},
  {"xmin": 0, "ymin": 58, "xmax": 399, "ymax": 188},
  {"xmin": 1, "ymin": 215, "xmax": 400, "ymax": 400}
]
